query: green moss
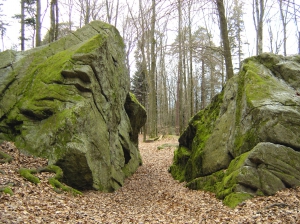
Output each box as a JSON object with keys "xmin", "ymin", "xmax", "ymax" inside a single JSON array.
[
  {"xmin": 255, "ymin": 53, "xmax": 281, "ymax": 70},
  {"xmin": 223, "ymin": 192, "xmax": 253, "ymax": 208},
  {"xmin": 75, "ymin": 34, "xmax": 105, "ymax": 54},
  {"xmin": 0, "ymin": 21, "xmax": 133, "ymax": 193},
  {"xmin": 256, "ymin": 189, "xmax": 265, "ymax": 196},
  {"xmin": 1, "ymin": 186, "xmax": 13, "ymax": 196},
  {"xmin": 235, "ymin": 65, "xmax": 246, "ymax": 127},
  {"xmin": 184, "ymin": 149, "xmax": 203, "ymax": 182},
  {"xmin": 0, "ymin": 151, "xmax": 13, "ymax": 163},
  {"xmin": 232, "ymin": 58, "xmax": 282, "ymax": 157},
  {"xmin": 18, "ymin": 168, "xmax": 40, "ymax": 184},
  {"xmin": 174, "ymin": 146, "xmax": 190, "ymax": 163},
  {"xmin": 35, "ymin": 165, "xmax": 82, "ymax": 195},
  {"xmin": 48, "ymin": 177, "xmax": 82, "ymax": 196},
  {"xmin": 233, "ymin": 129, "xmax": 258, "ymax": 157},
  {"xmin": 186, "ymin": 169, "xmax": 225, "ymax": 192},
  {"xmin": 157, "ymin": 143, "xmax": 178, "ymax": 150},
  {"xmin": 215, "ymin": 152, "xmax": 250, "ymax": 199},
  {"xmin": 243, "ymin": 58, "xmax": 288, "ymax": 106},
  {"xmin": 227, "ymin": 151, "xmax": 250, "ymax": 173},
  {"xmin": 169, "ymin": 146, "xmax": 190, "ymax": 182},
  {"xmin": 128, "ymin": 92, "xmax": 146, "ymax": 111},
  {"xmin": 170, "ymin": 92, "xmax": 224, "ymax": 182},
  {"xmin": 38, "ymin": 165, "xmax": 63, "ymax": 180}
]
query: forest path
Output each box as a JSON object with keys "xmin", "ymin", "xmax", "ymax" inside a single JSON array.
[{"xmin": 0, "ymin": 137, "xmax": 299, "ymax": 223}]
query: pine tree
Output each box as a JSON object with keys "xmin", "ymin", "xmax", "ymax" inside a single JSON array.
[
  {"xmin": 131, "ymin": 62, "xmax": 147, "ymax": 107},
  {"xmin": 228, "ymin": 0, "xmax": 245, "ymax": 70}
]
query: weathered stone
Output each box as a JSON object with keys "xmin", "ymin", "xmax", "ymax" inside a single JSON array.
[
  {"xmin": 170, "ymin": 53, "xmax": 300, "ymax": 207},
  {"xmin": 0, "ymin": 21, "xmax": 146, "ymax": 192}
]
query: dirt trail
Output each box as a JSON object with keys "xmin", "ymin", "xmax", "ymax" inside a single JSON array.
[{"xmin": 0, "ymin": 137, "xmax": 299, "ymax": 223}]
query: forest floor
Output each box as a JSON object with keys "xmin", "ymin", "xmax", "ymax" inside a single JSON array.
[{"xmin": 0, "ymin": 135, "xmax": 300, "ymax": 223}]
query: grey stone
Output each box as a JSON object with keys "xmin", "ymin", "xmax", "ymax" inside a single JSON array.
[
  {"xmin": 0, "ymin": 21, "xmax": 146, "ymax": 192},
  {"xmin": 170, "ymin": 53, "xmax": 300, "ymax": 207}
]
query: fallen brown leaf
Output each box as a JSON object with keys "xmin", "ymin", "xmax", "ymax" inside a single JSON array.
[{"xmin": 0, "ymin": 137, "xmax": 299, "ymax": 223}]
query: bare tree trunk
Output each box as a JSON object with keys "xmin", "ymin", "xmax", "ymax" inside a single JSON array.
[
  {"xmin": 258, "ymin": 0, "xmax": 264, "ymax": 55},
  {"xmin": 291, "ymin": 0, "xmax": 300, "ymax": 54},
  {"xmin": 188, "ymin": 2, "xmax": 194, "ymax": 117},
  {"xmin": 278, "ymin": 0, "xmax": 291, "ymax": 56},
  {"xmin": 210, "ymin": 65, "xmax": 215, "ymax": 100},
  {"xmin": 55, "ymin": 0, "xmax": 59, "ymax": 40},
  {"xmin": 267, "ymin": 20, "xmax": 274, "ymax": 53},
  {"xmin": 299, "ymin": 32, "xmax": 300, "ymax": 54},
  {"xmin": 67, "ymin": 0, "xmax": 74, "ymax": 31},
  {"xmin": 216, "ymin": 0, "xmax": 234, "ymax": 80},
  {"xmin": 138, "ymin": 0, "xmax": 148, "ymax": 141},
  {"xmin": 85, "ymin": 0, "xmax": 90, "ymax": 25},
  {"xmin": 114, "ymin": 0, "xmax": 119, "ymax": 27},
  {"xmin": 106, "ymin": 0, "xmax": 112, "ymax": 24},
  {"xmin": 253, "ymin": 0, "xmax": 264, "ymax": 55},
  {"xmin": 50, "ymin": 0, "xmax": 55, "ymax": 42},
  {"xmin": 221, "ymin": 54, "xmax": 225, "ymax": 86},
  {"xmin": 201, "ymin": 59, "xmax": 206, "ymax": 109},
  {"xmin": 176, "ymin": 0, "xmax": 183, "ymax": 135},
  {"xmin": 21, "ymin": 0, "xmax": 25, "ymax": 51},
  {"xmin": 50, "ymin": 0, "xmax": 59, "ymax": 42},
  {"xmin": 35, "ymin": 0, "xmax": 41, "ymax": 47},
  {"xmin": 149, "ymin": 0, "xmax": 157, "ymax": 138},
  {"xmin": 182, "ymin": 38, "xmax": 188, "ymax": 128}
]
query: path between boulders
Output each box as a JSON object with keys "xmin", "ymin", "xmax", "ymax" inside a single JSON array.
[{"xmin": 0, "ymin": 137, "xmax": 299, "ymax": 223}]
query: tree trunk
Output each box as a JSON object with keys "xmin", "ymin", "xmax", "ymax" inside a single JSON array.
[
  {"xmin": 253, "ymin": 0, "xmax": 264, "ymax": 55},
  {"xmin": 21, "ymin": 0, "xmax": 25, "ymax": 51},
  {"xmin": 149, "ymin": 0, "xmax": 157, "ymax": 138},
  {"xmin": 188, "ymin": 8, "xmax": 193, "ymax": 117},
  {"xmin": 55, "ymin": 0, "xmax": 59, "ymax": 40},
  {"xmin": 35, "ymin": 0, "xmax": 41, "ymax": 47},
  {"xmin": 257, "ymin": 0, "xmax": 264, "ymax": 55},
  {"xmin": 299, "ymin": 32, "xmax": 300, "ymax": 55},
  {"xmin": 106, "ymin": 0, "xmax": 111, "ymax": 23},
  {"xmin": 85, "ymin": 0, "xmax": 90, "ymax": 25},
  {"xmin": 114, "ymin": 0, "xmax": 119, "ymax": 27},
  {"xmin": 278, "ymin": 0, "xmax": 289, "ymax": 56},
  {"xmin": 201, "ymin": 59, "xmax": 206, "ymax": 109},
  {"xmin": 49, "ymin": 0, "xmax": 59, "ymax": 42},
  {"xmin": 67, "ymin": 0, "xmax": 73, "ymax": 31},
  {"xmin": 216, "ymin": 0, "xmax": 234, "ymax": 80},
  {"xmin": 138, "ymin": 0, "xmax": 148, "ymax": 141},
  {"xmin": 176, "ymin": 0, "xmax": 183, "ymax": 135}
]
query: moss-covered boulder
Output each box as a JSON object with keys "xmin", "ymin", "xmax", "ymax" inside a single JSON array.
[
  {"xmin": 0, "ymin": 21, "xmax": 146, "ymax": 192},
  {"xmin": 170, "ymin": 53, "xmax": 300, "ymax": 207}
]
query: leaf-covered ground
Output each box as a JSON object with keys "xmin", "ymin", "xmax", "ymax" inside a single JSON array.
[{"xmin": 0, "ymin": 136, "xmax": 299, "ymax": 223}]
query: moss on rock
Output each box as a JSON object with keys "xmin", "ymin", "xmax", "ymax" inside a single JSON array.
[
  {"xmin": 0, "ymin": 186, "xmax": 13, "ymax": 196},
  {"xmin": 170, "ymin": 92, "xmax": 224, "ymax": 182},
  {"xmin": 170, "ymin": 53, "xmax": 300, "ymax": 208},
  {"xmin": 19, "ymin": 168, "xmax": 40, "ymax": 184},
  {"xmin": 0, "ymin": 21, "xmax": 146, "ymax": 192},
  {"xmin": 19, "ymin": 165, "xmax": 82, "ymax": 195},
  {"xmin": 223, "ymin": 192, "xmax": 253, "ymax": 208},
  {"xmin": 0, "ymin": 151, "xmax": 13, "ymax": 163}
]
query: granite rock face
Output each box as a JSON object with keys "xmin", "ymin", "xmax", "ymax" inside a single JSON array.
[
  {"xmin": 170, "ymin": 53, "xmax": 300, "ymax": 207},
  {"xmin": 0, "ymin": 21, "xmax": 146, "ymax": 192}
]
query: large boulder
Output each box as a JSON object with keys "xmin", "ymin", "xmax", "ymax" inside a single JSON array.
[
  {"xmin": 0, "ymin": 21, "xmax": 146, "ymax": 192},
  {"xmin": 170, "ymin": 53, "xmax": 300, "ymax": 207}
]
